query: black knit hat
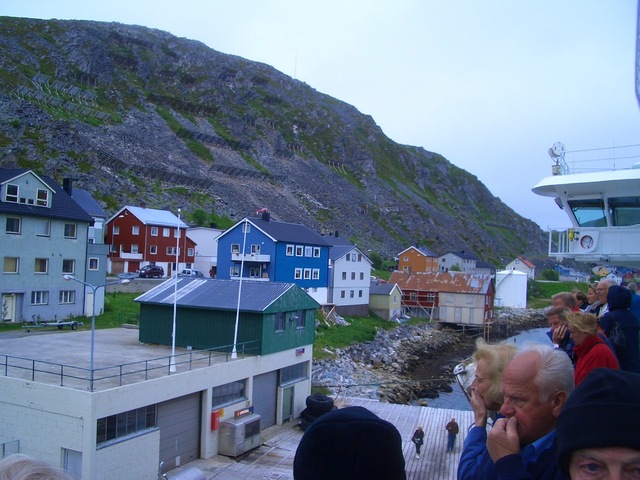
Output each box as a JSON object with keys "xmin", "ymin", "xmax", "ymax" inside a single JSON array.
[
  {"xmin": 557, "ymin": 368, "xmax": 640, "ymax": 473},
  {"xmin": 293, "ymin": 406, "xmax": 406, "ymax": 480}
]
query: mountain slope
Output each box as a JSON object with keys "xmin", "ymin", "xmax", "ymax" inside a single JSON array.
[{"xmin": 0, "ymin": 16, "xmax": 547, "ymax": 264}]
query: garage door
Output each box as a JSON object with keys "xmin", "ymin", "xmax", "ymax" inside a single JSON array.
[
  {"xmin": 253, "ymin": 371, "xmax": 277, "ymax": 428},
  {"xmin": 158, "ymin": 392, "xmax": 201, "ymax": 471}
]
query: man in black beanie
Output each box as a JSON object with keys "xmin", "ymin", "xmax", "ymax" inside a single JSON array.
[
  {"xmin": 293, "ymin": 406, "xmax": 406, "ymax": 480},
  {"xmin": 557, "ymin": 368, "xmax": 640, "ymax": 478}
]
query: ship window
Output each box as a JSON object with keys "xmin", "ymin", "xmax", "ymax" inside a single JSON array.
[
  {"xmin": 568, "ymin": 199, "xmax": 607, "ymax": 227},
  {"xmin": 608, "ymin": 196, "xmax": 640, "ymax": 226}
]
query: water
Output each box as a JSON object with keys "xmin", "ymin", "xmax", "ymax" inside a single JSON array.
[{"xmin": 426, "ymin": 327, "xmax": 550, "ymax": 410}]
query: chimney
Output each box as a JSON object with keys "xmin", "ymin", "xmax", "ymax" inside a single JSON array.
[
  {"xmin": 262, "ymin": 211, "xmax": 270, "ymax": 222},
  {"xmin": 334, "ymin": 230, "xmax": 339, "ymax": 238},
  {"xmin": 140, "ymin": 201, "xmax": 146, "ymax": 209},
  {"xmin": 63, "ymin": 178, "xmax": 73, "ymax": 196}
]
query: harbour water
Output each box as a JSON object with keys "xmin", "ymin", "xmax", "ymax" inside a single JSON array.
[{"xmin": 426, "ymin": 327, "xmax": 550, "ymax": 411}]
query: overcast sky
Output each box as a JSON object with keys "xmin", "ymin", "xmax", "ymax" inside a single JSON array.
[{"xmin": 4, "ymin": 1, "xmax": 640, "ymax": 229}]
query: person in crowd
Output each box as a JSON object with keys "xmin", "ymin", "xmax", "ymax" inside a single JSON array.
[
  {"xmin": 627, "ymin": 281, "xmax": 640, "ymax": 323},
  {"xmin": 556, "ymin": 368, "xmax": 640, "ymax": 479},
  {"xmin": 411, "ymin": 425, "xmax": 425, "ymax": 459},
  {"xmin": 565, "ymin": 311, "xmax": 619, "ymax": 386},
  {"xmin": 572, "ymin": 290, "xmax": 589, "ymax": 311},
  {"xmin": 599, "ymin": 285, "xmax": 640, "ymax": 373},
  {"xmin": 582, "ymin": 284, "xmax": 602, "ymax": 315},
  {"xmin": 293, "ymin": 406, "xmax": 406, "ymax": 480},
  {"xmin": 0, "ymin": 454, "xmax": 72, "ymax": 480},
  {"xmin": 446, "ymin": 418, "xmax": 460, "ymax": 453},
  {"xmin": 551, "ymin": 292, "xmax": 579, "ymax": 311},
  {"xmin": 596, "ymin": 278, "xmax": 616, "ymax": 317},
  {"xmin": 546, "ymin": 307, "xmax": 575, "ymax": 363},
  {"xmin": 457, "ymin": 340, "xmax": 517, "ymax": 480},
  {"xmin": 485, "ymin": 343, "xmax": 575, "ymax": 479}
]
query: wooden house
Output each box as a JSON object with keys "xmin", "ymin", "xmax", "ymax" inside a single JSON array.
[
  {"xmin": 369, "ymin": 282, "xmax": 403, "ymax": 321},
  {"xmin": 389, "ymin": 270, "xmax": 495, "ymax": 325},
  {"xmin": 397, "ymin": 246, "xmax": 439, "ymax": 273}
]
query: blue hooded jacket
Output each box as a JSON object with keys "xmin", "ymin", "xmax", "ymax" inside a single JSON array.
[{"xmin": 600, "ymin": 285, "xmax": 640, "ymax": 373}]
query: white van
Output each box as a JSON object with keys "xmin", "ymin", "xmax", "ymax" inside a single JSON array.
[{"xmin": 180, "ymin": 268, "xmax": 204, "ymax": 277}]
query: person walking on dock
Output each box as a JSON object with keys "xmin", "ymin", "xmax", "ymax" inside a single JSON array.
[
  {"xmin": 411, "ymin": 426, "xmax": 424, "ymax": 459},
  {"xmin": 446, "ymin": 418, "xmax": 459, "ymax": 452}
]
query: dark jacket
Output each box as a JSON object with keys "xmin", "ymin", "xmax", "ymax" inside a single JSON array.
[{"xmin": 600, "ymin": 285, "xmax": 640, "ymax": 373}]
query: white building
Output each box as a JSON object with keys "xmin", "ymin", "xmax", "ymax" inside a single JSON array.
[
  {"xmin": 187, "ymin": 226, "xmax": 224, "ymax": 276},
  {"xmin": 325, "ymin": 236, "xmax": 372, "ymax": 316}
]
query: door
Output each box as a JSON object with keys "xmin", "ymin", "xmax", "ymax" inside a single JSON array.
[
  {"xmin": 1, "ymin": 294, "xmax": 16, "ymax": 322},
  {"xmin": 282, "ymin": 386, "xmax": 294, "ymax": 423},
  {"xmin": 253, "ymin": 371, "xmax": 277, "ymax": 428},
  {"xmin": 63, "ymin": 448, "xmax": 82, "ymax": 478},
  {"xmin": 158, "ymin": 392, "xmax": 201, "ymax": 471}
]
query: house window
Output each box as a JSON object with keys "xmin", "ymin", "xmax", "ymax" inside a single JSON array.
[
  {"xmin": 64, "ymin": 223, "xmax": 77, "ymax": 239},
  {"xmin": 5, "ymin": 217, "xmax": 20, "ymax": 234},
  {"xmin": 360, "ymin": 272, "xmax": 364, "ymax": 280},
  {"xmin": 113, "ymin": 225, "xmax": 120, "ymax": 235},
  {"xmin": 187, "ymin": 248, "xmax": 194, "ymax": 257},
  {"xmin": 131, "ymin": 244, "xmax": 139, "ymax": 254},
  {"xmin": 166, "ymin": 247, "xmax": 177, "ymax": 255},
  {"xmin": 230, "ymin": 265, "xmax": 240, "ymax": 277},
  {"xmin": 96, "ymin": 405, "xmax": 157, "ymax": 445},
  {"xmin": 295, "ymin": 246, "xmax": 303, "ymax": 257},
  {"xmin": 275, "ymin": 312, "xmax": 285, "ymax": 332},
  {"xmin": 359, "ymin": 290, "xmax": 363, "ymax": 298},
  {"xmin": 251, "ymin": 244, "xmax": 261, "ymax": 254},
  {"xmin": 404, "ymin": 256, "xmax": 409, "ymax": 262},
  {"xmin": 280, "ymin": 362, "xmax": 307, "ymax": 386},
  {"xmin": 31, "ymin": 291, "xmax": 48, "ymax": 305},
  {"xmin": 150, "ymin": 245, "xmax": 157, "ymax": 255},
  {"xmin": 427, "ymin": 293, "xmax": 436, "ymax": 302},
  {"xmin": 163, "ymin": 228, "xmax": 170, "ymax": 237},
  {"xmin": 34, "ymin": 258, "xmax": 48, "ymax": 274},
  {"xmin": 231, "ymin": 244, "xmax": 240, "ymax": 253},
  {"xmin": 59, "ymin": 290, "xmax": 75, "ymax": 304},
  {"xmin": 342, "ymin": 272, "xmax": 347, "ymax": 280},
  {"xmin": 151, "ymin": 226, "xmax": 158, "ymax": 236},
  {"xmin": 296, "ymin": 310, "xmax": 305, "ymax": 328},
  {"xmin": 351, "ymin": 272, "xmax": 355, "ymax": 280},
  {"xmin": 3, "ymin": 257, "xmax": 18, "ymax": 273},
  {"xmin": 312, "ymin": 269, "xmax": 319, "ymax": 280},
  {"xmin": 35, "ymin": 220, "xmax": 50, "ymax": 236},
  {"xmin": 466, "ymin": 295, "xmax": 474, "ymax": 305},
  {"xmin": 36, "ymin": 189, "xmax": 48, "ymax": 206},
  {"xmin": 350, "ymin": 290, "xmax": 354, "ymax": 298},
  {"xmin": 249, "ymin": 266, "xmax": 260, "ymax": 278},
  {"xmin": 340, "ymin": 290, "xmax": 346, "ymax": 298},
  {"xmin": 303, "ymin": 269, "xmax": 311, "ymax": 279},
  {"xmin": 89, "ymin": 258, "xmax": 99, "ymax": 270},
  {"xmin": 5, "ymin": 184, "xmax": 18, "ymax": 203},
  {"xmin": 62, "ymin": 259, "xmax": 75, "ymax": 274},
  {"xmin": 242, "ymin": 223, "xmax": 251, "ymax": 234},
  {"xmin": 286, "ymin": 244, "xmax": 294, "ymax": 256},
  {"xmin": 358, "ymin": 253, "xmax": 362, "ymax": 261},
  {"xmin": 346, "ymin": 253, "xmax": 351, "ymax": 261},
  {"xmin": 294, "ymin": 268, "xmax": 302, "ymax": 279},
  {"xmin": 313, "ymin": 247, "xmax": 320, "ymax": 258},
  {"xmin": 173, "ymin": 228, "xmax": 179, "ymax": 239},
  {"xmin": 410, "ymin": 292, "xmax": 417, "ymax": 300},
  {"xmin": 212, "ymin": 380, "xmax": 246, "ymax": 408},
  {"xmin": 304, "ymin": 246, "xmax": 313, "ymax": 257},
  {"xmin": 132, "ymin": 225, "xmax": 139, "ymax": 235}
]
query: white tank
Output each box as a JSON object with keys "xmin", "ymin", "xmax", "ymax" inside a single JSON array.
[{"xmin": 495, "ymin": 270, "xmax": 528, "ymax": 308}]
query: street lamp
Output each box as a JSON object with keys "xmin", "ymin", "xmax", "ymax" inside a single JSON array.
[
  {"xmin": 170, "ymin": 208, "xmax": 181, "ymax": 372},
  {"xmin": 63, "ymin": 274, "xmax": 130, "ymax": 390}
]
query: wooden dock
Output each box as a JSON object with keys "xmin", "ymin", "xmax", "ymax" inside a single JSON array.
[{"xmin": 168, "ymin": 397, "xmax": 474, "ymax": 479}]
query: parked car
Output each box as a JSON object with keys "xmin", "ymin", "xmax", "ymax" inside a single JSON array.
[
  {"xmin": 180, "ymin": 268, "xmax": 204, "ymax": 277},
  {"xmin": 138, "ymin": 265, "xmax": 164, "ymax": 278}
]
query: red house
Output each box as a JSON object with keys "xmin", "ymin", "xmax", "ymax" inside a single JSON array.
[
  {"xmin": 105, "ymin": 205, "xmax": 195, "ymax": 276},
  {"xmin": 389, "ymin": 270, "xmax": 495, "ymax": 325}
]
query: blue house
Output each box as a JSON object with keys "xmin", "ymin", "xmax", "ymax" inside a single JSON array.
[{"xmin": 216, "ymin": 211, "xmax": 332, "ymax": 304}]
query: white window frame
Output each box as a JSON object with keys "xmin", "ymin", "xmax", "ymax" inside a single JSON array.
[
  {"xmin": 5, "ymin": 184, "xmax": 18, "ymax": 203},
  {"xmin": 88, "ymin": 258, "xmax": 99, "ymax": 270},
  {"xmin": 62, "ymin": 259, "xmax": 75, "ymax": 274},
  {"xmin": 131, "ymin": 244, "xmax": 139, "ymax": 254},
  {"xmin": 304, "ymin": 246, "xmax": 313, "ymax": 257},
  {"xmin": 286, "ymin": 244, "xmax": 294, "ymax": 256},
  {"xmin": 313, "ymin": 247, "xmax": 320, "ymax": 258},
  {"xmin": 59, "ymin": 290, "xmax": 75, "ymax": 304},
  {"xmin": 294, "ymin": 268, "xmax": 302, "ymax": 279},
  {"xmin": 188, "ymin": 248, "xmax": 194, "ymax": 256},
  {"xmin": 151, "ymin": 226, "xmax": 158, "ymax": 236},
  {"xmin": 150, "ymin": 245, "xmax": 157, "ymax": 255},
  {"xmin": 303, "ymin": 268, "xmax": 311, "ymax": 279},
  {"xmin": 31, "ymin": 290, "xmax": 48, "ymax": 305},
  {"xmin": 3, "ymin": 256, "xmax": 19, "ymax": 273},
  {"xmin": 5, "ymin": 217, "xmax": 20, "ymax": 234},
  {"xmin": 35, "ymin": 219, "xmax": 50, "ymax": 237},
  {"xmin": 231, "ymin": 244, "xmax": 240, "ymax": 253},
  {"xmin": 132, "ymin": 225, "xmax": 140, "ymax": 235},
  {"xmin": 64, "ymin": 223, "xmax": 77, "ymax": 239},
  {"xmin": 36, "ymin": 189, "xmax": 48, "ymax": 206},
  {"xmin": 230, "ymin": 265, "xmax": 240, "ymax": 277},
  {"xmin": 163, "ymin": 228, "xmax": 170, "ymax": 237},
  {"xmin": 295, "ymin": 246, "xmax": 303, "ymax": 257},
  {"xmin": 312, "ymin": 269, "xmax": 320, "ymax": 280},
  {"xmin": 34, "ymin": 258, "xmax": 48, "ymax": 274}
]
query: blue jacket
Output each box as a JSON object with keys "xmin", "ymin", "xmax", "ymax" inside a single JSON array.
[
  {"xmin": 600, "ymin": 285, "xmax": 640, "ymax": 373},
  {"xmin": 458, "ymin": 426, "xmax": 495, "ymax": 480}
]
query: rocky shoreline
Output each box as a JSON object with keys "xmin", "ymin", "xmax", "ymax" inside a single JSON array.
[{"xmin": 311, "ymin": 308, "xmax": 548, "ymax": 404}]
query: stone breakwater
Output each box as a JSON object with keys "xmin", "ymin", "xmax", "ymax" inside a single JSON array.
[{"xmin": 311, "ymin": 308, "xmax": 548, "ymax": 404}]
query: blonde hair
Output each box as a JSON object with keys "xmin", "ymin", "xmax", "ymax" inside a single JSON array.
[
  {"xmin": 566, "ymin": 311, "xmax": 598, "ymax": 335},
  {"xmin": 0, "ymin": 454, "xmax": 72, "ymax": 480},
  {"xmin": 472, "ymin": 339, "xmax": 517, "ymax": 406}
]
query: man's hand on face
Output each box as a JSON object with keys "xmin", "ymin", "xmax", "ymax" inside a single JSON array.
[{"xmin": 487, "ymin": 417, "xmax": 520, "ymax": 462}]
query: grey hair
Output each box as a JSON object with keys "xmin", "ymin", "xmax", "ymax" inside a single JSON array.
[
  {"xmin": 514, "ymin": 343, "xmax": 575, "ymax": 403},
  {"xmin": 0, "ymin": 454, "xmax": 72, "ymax": 480}
]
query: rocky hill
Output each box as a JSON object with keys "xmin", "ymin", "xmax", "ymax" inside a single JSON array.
[{"xmin": 0, "ymin": 16, "xmax": 548, "ymax": 264}]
